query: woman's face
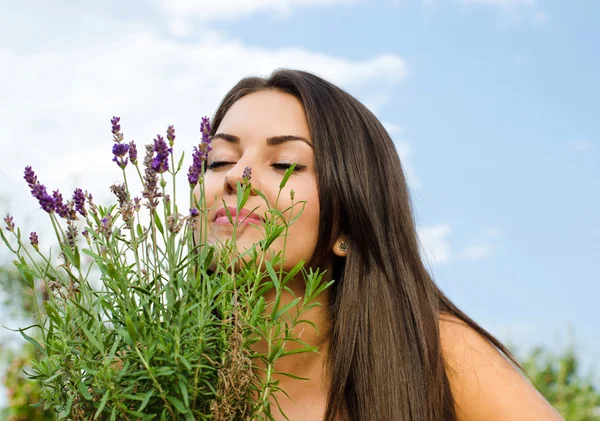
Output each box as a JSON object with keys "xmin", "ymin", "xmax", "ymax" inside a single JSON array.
[{"xmin": 197, "ymin": 90, "xmax": 320, "ymax": 270}]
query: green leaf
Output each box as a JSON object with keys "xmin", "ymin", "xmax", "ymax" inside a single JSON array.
[
  {"xmin": 94, "ymin": 390, "xmax": 110, "ymax": 419},
  {"xmin": 125, "ymin": 315, "xmax": 138, "ymax": 344},
  {"xmin": 60, "ymin": 242, "xmax": 80, "ymax": 268},
  {"xmin": 77, "ymin": 382, "xmax": 93, "ymax": 400},
  {"xmin": 11, "ymin": 325, "xmax": 46, "ymax": 356},
  {"xmin": 176, "ymin": 151, "xmax": 186, "ymax": 172},
  {"xmin": 58, "ymin": 393, "xmax": 75, "ymax": 418},
  {"xmin": 166, "ymin": 396, "xmax": 188, "ymax": 414},
  {"xmin": 264, "ymin": 260, "xmax": 280, "ymax": 292},
  {"xmin": 179, "ymin": 380, "xmax": 189, "ymax": 407},
  {"xmin": 274, "ymin": 297, "xmax": 301, "ymax": 321},
  {"xmin": 15, "ymin": 260, "xmax": 35, "ymax": 288},
  {"xmin": 153, "ymin": 210, "xmax": 164, "ymax": 235},
  {"xmin": 138, "ymin": 389, "xmax": 155, "ymax": 412},
  {"xmin": 82, "ymin": 248, "xmax": 101, "ymax": 261},
  {"xmin": 222, "ymin": 199, "xmax": 233, "ymax": 225},
  {"xmin": 279, "ymin": 162, "xmax": 297, "ymax": 189},
  {"xmin": 254, "ymin": 189, "xmax": 271, "ymax": 208}
]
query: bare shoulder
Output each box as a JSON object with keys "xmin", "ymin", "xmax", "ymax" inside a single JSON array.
[{"xmin": 438, "ymin": 314, "xmax": 565, "ymax": 421}]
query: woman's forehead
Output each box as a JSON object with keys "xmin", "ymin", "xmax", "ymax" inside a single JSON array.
[{"xmin": 217, "ymin": 90, "xmax": 311, "ymax": 142}]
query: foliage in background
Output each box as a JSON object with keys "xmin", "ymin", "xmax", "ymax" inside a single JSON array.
[
  {"xmin": 510, "ymin": 336, "xmax": 600, "ymax": 421},
  {"xmin": 0, "ymin": 264, "xmax": 55, "ymax": 421}
]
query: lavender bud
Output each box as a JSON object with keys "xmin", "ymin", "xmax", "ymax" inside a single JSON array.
[
  {"xmin": 151, "ymin": 135, "xmax": 171, "ymax": 173},
  {"xmin": 31, "ymin": 184, "xmax": 55, "ymax": 213},
  {"xmin": 73, "ymin": 188, "xmax": 87, "ymax": 217},
  {"xmin": 128, "ymin": 141, "xmax": 138, "ymax": 165},
  {"xmin": 167, "ymin": 125, "xmax": 176, "ymax": 147},
  {"xmin": 111, "ymin": 116, "xmax": 124, "ymax": 143},
  {"xmin": 189, "ymin": 208, "xmax": 199, "ymax": 217},
  {"xmin": 52, "ymin": 190, "xmax": 69, "ymax": 219},
  {"xmin": 188, "ymin": 146, "xmax": 203, "ymax": 186},
  {"xmin": 200, "ymin": 116, "xmax": 211, "ymax": 144},
  {"xmin": 29, "ymin": 232, "xmax": 39, "ymax": 250},
  {"xmin": 4, "ymin": 215, "xmax": 14, "ymax": 232},
  {"xmin": 242, "ymin": 166, "xmax": 252, "ymax": 181},
  {"xmin": 100, "ymin": 217, "xmax": 112, "ymax": 238},
  {"xmin": 133, "ymin": 197, "xmax": 141, "ymax": 212},
  {"xmin": 23, "ymin": 166, "xmax": 38, "ymax": 188},
  {"xmin": 66, "ymin": 225, "xmax": 78, "ymax": 249}
]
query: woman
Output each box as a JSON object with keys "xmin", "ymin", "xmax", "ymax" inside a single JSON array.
[{"xmin": 198, "ymin": 69, "xmax": 564, "ymax": 421}]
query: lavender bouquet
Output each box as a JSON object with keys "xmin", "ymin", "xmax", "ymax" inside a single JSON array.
[{"xmin": 0, "ymin": 117, "xmax": 331, "ymax": 420}]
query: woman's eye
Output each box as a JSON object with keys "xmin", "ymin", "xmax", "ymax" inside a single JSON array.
[
  {"xmin": 206, "ymin": 161, "xmax": 306, "ymax": 172},
  {"xmin": 272, "ymin": 163, "xmax": 306, "ymax": 172},
  {"xmin": 206, "ymin": 161, "xmax": 234, "ymax": 170}
]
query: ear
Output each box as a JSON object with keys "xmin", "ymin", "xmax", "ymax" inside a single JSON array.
[{"xmin": 332, "ymin": 235, "xmax": 349, "ymax": 257}]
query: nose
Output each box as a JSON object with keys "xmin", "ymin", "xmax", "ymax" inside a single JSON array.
[{"xmin": 223, "ymin": 161, "xmax": 258, "ymax": 196}]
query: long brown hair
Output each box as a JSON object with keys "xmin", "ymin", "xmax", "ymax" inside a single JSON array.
[{"xmin": 209, "ymin": 69, "xmax": 525, "ymax": 421}]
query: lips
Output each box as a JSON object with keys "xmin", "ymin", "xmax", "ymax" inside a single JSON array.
[{"xmin": 214, "ymin": 206, "xmax": 263, "ymax": 224}]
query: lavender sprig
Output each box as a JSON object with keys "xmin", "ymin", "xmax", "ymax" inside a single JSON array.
[
  {"xmin": 4, "ymin": 215, "xmax": 14, "ymax": 232},
  {"xmin": 52, "ymin": 190, "xmax": 69, "ymax": 219},
  {"xmin": 73, "ymin": 188, "xmax": 87, "ymax": 217},
  {"xmin": 29, "ymin": 231, "xmax": 39, "ymax": 250},
  {"xmin": 242, "ymin": 166, "xmax": 252, "ymax": 182},
  {"xmin": 187, "ymin": 117, "xmax": 212, "ymax": 186},
  {"xmin": 151, "ymin": 135, "xmax": 171, "ymax": 174},
  {"xmin": 129, "ymin": 141, "xmax": 138, "ymax": 166},
  {"xmin": 167, "ymin": 125, "xmax": 176, "ymax": 147},
  {"xmin": 111, "ymin": 116, "xmax": 124, "ymax": 143}
]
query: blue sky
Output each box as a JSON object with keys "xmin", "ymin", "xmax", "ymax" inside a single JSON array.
[{"xmin": 0, "ymin": 0, "xmax": 598, "ymax": 402}]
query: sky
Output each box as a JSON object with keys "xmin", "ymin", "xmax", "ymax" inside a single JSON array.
[{"xmin": 0, "ymin": 0, "xmax": 599, "ymax": 405}]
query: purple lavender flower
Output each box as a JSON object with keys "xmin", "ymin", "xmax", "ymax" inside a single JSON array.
[
  {"xmin": 4, "ymin": 215, "xmax": 14, "ymax": 232},
  {"xmin": 151, "ymin": 135, "xmax": 172, "ymax": 173},
  {"xmin": 167, "ymin": 125, "xmax": 176, "ymax": 147},
  {"xmin": 242, "ymin": 166, "xmax": 252, "ymax": 181},
  {"xmin": 133, "ymin": 197, "xmax": 141, "ymax": 212},
  {"xmin": 187, "ymin": 116, "xmax": 213, "ymax": 186},
  {"xmin": 128, "ymin": 141, "xmax": 138, "ymax": 165},
  {"xmin": 73, "ymin": 188, "xmax": 87, "ymax": 217},
  {"xmin": 29, "ymin": 232, "xmax": 39, "ymax": 250},
  {"xmin": 112, "ymin": 143, "xmax": 130, "ymax": 169},
  {"xmin": 31, "ymin": 183, "xmax": 55, "ymax": 213},
  {"xmin": 187, "ymin": 145, "xmax": 203, "ymax": 186},
  {"xmin": 200, "ymin": 116, "xmax": 211, "ymax": 143},
  {"xmin": 52, "ymin": 190, "xmax": 69, "ymax": 219},
  {"xmin": 66, "ymin": 225, "xmax": 78, "ymax": 249},
  {"xmin": 111, "ymin": 116, "xmax": 124, "ymax": 143},
  {"xmin": 189, "ymin": 208, "xmax": 199, "ymax": 217},
  {"xmin": 100, "ymin": 217, "xmax": 112, "ymax": 238},
  {"xmin": 142, "ymin": 144, "xmax": 162, "ymax": 209},
  {"xmin": 24, "ymin": 166, "xmax": 37, "ymax": 188}
]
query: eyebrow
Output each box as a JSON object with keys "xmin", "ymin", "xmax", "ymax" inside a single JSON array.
[{"xmin": 211, "ymin": 133, "xmax": 313, "ymax": 149}]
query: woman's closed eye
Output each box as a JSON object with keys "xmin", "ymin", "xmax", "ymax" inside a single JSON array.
[{"xmin": 206, "ymin": 161, "xmax": 306, "ymax": 172}]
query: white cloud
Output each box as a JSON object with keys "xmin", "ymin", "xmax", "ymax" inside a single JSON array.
[
  {"xmin": 459, "ymin": 244, "xmax": 494, "ymax": 260},
  {"xmin": 382, "ymin": 122, "xmax": 405, "ymax": 135},
  {"xmin": 155, "ymin": 0, "xmax": 365, "ymax": 36},
  {"xmin": 417, "ymin": 224, "xmax": 453, "ymax": 266},
  {"xmin": 0, "ymin": 7, "xmax": 409, "ymax": 255}
]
